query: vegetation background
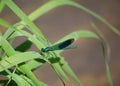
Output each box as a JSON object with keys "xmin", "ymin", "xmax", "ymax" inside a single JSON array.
[{"xmin": 0, "ymin": 0, "xmax": 120, "ymax": 86}]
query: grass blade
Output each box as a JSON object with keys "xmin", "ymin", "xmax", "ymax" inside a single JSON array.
[
  {"xmin": 55, "ymin": 30, "xmax": 99, "ymax": 53},
  {"xmin": 55, "ymin": 30, "xmax": 99, "ymax": 86},
  {"xmin": 91, "ymin": 23, "xmax": 113, "ymax": 86},
  {"xmin": 0, "ymin": 52, "xmax": 43, "ymax": 72},
  {"xmin": 0, "ymin": 0, "xmax": 5, "ymax": 13},
  {"xmin": 0, "ymin": 36, "xmax": 16, "ymax": 56},
  {"xmin": 3, "ymin": 0, "xmax": 46, "ymax": 40},
  {"xmin": 8, "ymin": 74, "xmax": 32, "ymax": 86},
  {"xmin": 19, "ymin": 64, "xmax": 48, "ymax": 86},
  {"xmin": 64, "ymin": 1, "xmax": 120, "ymax": 36}
]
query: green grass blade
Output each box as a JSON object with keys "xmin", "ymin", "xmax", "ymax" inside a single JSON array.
[
  {"xmin": 55, "ymin": 30, "xmax": 99, "ymax": 86},
  {"xmin": 3, "ymin": 28, "xmax": 48, "ymax": 86},
  {"xmin": 0, "ymin": 31, "xmax": 2, "ymax": 36},
  {"xmin": 0, "ymin": 52, "xmax": 43, "ymax": 72},
  {"xmin": 0, "ymin": 18, "xmax": 13, "ymax": 28},
  {"xmin": 0, "ymin": 60, "xmax": 16, "ymax": 86},
  {"xmin": 0, "ymin": 67, "xmax": 31, "ymax": 86},
  {"xmin": 29, "ymin": 0, "xmax": 120, "ymax": 36},
  {"xmin": 0, "ymin": 35, "xmax": 47, "ymax": 85},
  {"xmin": 10, "ymin": 29, "xmax": 48, "ymax": 71},
  {"xmin": 61, "ymin": 30, "xmax": 99, "ymax": 42},
  {"xmin": 55, "ymin": 30, "xmax": 99, "ymax": 53},
  {"xmin": 28, "ymin": 0, "xmax": 70, "ymax": 20},
  {"xmin": 91, "ymin": 23, "xmax": 113, "ymax": 86},
  {"xmin": 64, "ymin": 1, "xmax": 120, "ymax": 36},
  {"xmin": 25, "ymin": 59, "xmax": 46, "ymax": 71},
  {"xmin": 1, "ymin": 38, "xmax": 49, "ymax": 85},
  {"xmin": 0, "ymin": 18, "xmax": 17, "ymax": 40},
  {"xmin": 19, "ymin": 64, "xmax": 48, "ymax": 86},
  {"xmin": 3, "ymin": 0, "xmax": 46, "ymax": 40},
  {"xmin": 20, "ymin": 75, "xmax": 36, "ymax": 86},
  {"xmin": 28, "ymin": 0, "xmax": 120, "ymax": 36},
  {"xmin": 51, "ymin": 63, "xmax": 70, "ymax": 82},
  {"xmin": 8, "ymin": 73, "xmax": 32, "ymax": 86},
  {"xmin": 15, "ymin": 29, "xmax": 45, "ymax": 49},
  {"xmin": 2, "ymin": 0, "xmax": 69, "ymax": 40},
  {"xmin": 59, "ymin": 55, "xmax": 83, "ymax": 86},
  {"xmin": 0, "ymin": 0, "xmax": 5, "ymax": 13},
  {"xmin": 0, "ymin": 36, "xmax": 16, "ymax": 56},
  {"xmin": 3, "ymin": 0, "xmax": 119, "ymax": 44}
]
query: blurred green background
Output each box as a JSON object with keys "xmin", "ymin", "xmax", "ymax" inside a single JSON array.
[{"xmin": 0, "ymin": 0, "xmax": 120, "ymax": 86}]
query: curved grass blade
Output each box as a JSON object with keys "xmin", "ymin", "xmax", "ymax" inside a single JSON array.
[
  {"xmin": 20, "ymin": 75, "xmax": 36, "ymax": 86},
  {"xmin": 7, "ymin": 73, "xmax": 32, "ymax": 86},
  {"xmin": 64, "ymin": 1, "xmax": 120, "ymax": 36},
  {"xmin": 3, "ymin": 0, "xmax": 46, "ymax": 40},
  {"xmin": 0, "ymin": 58, "xmax": 31, "ymax": 86},
  {"xmin": 0, "ymin": 18, "xmax": 17, "ymax": 40},
  {"xmin": 0, "ymin": 35, "xmax": 48, "ymax": 86},
  {"xmin": 14, "ymin": 29, "xmax": 45, "ymax": 50},
  {"xmin": 19, "ymin": 64, "xmax": 48, "ymax": 86},
  {"xmin": 0, "ymin": 32, "xmax": 2, "ymax": 36},
  {"xmin": 0, "ymin": 18, "xmax": 13, "ymax": 28},
  {"xmin": 0, "ymin": 36, "xmax": 16, "ymax": 56},
  {"xmin": 55, "ymin": 30, "xmax": 99, "ymax": 53},
  {"xmin": 9, "ymin": 29, "xmax": 48, "ymax": 70},
  {"xmin": 0, "ymin": 36, "xmax": 47, "ymax": 85},
  {"xmin": 33, "ymin": 0, "xmax": 119, "ymax": 36},
  {"xmin": 2, "ymin": 0, "xmax": 69, "ymax": 40},
  {"xmin": 0, "ymin": 52, "xmax": 44, "ymax": 72},
  {"xmin": 91, "ymin": 23, "xmax": 113, "ymax": 86},
  {"xmin": 3, "ymin": 0, "xmax": 119, "ymax": 43},
  {"xmin": 0, "ymin": 0, "xmax": 5, "ymax": 13},
  {"xmin": 50, "ymin": 62, "xmax": 71, "ymax": 86},
  {"xmin": 25, "ymin": 30, "xmax": 99, "ymax": 86},
  {"xmin": 28, "ymin": 0, "xmax": 120, "ymax": 36},
  {"xmin": 0, "ymin": 66, "xmax": 31, "ymax": 86},
  {"xmin": 53, "ymin": 30, "xmax": 100, "ymax": 86}
]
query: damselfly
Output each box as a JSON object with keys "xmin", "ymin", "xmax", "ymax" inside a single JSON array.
[{"xmin": 41, "ymin": 38, "xmax": 77, "ymax": 52}]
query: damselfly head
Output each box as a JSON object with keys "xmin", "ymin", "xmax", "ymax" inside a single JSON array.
[{"xmin": 41, "ymin": 47, "xmax": 50, "ymax": 52}]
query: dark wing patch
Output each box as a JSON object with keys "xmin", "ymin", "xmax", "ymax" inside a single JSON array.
[{"xmin": 58, "ymin": 39, "xmax": 74, "ymax": 49}]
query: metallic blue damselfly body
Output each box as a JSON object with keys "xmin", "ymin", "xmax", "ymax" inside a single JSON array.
[{"xmin": 41, "ymin": 38, "xmax": 77, "ymax": 52}]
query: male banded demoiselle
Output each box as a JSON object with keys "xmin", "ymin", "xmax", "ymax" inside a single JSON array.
[{"xmin": 41, "ymin": 38, "xmax": 77, "ymax": 52}]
